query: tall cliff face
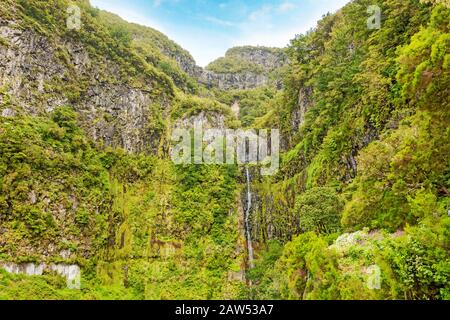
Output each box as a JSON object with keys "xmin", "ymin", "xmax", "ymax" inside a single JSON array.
[
  {"xmin": 157, "ymin": 45, "xmax": 288, "ymax": 90},
  {"xmin": 0, "ymin": 0, "xmax": 180, "ymax": 263},
  {"xmin": 225, "ymin": 46, "xmax": 288, "ymax": 71},
  {"xmin": 199, "ymin": 70, "xmax": 268, "ymax": 90},
  {"xmin": 202, "ymin": 46, "xmax": 288, "ymax": 90},
  {"xmin": 0, "ymin": 0, "xmax": 243, "ymax": 299},
  {"xmin": 2, "ymin": 0, "xmax": 448, "ymax": 302},
  {"xmin": 244, "ymin": 0, "xmax": 450, "ymax": 300},
  {"xmin": 0, "ymin": 1, "xmax": 179, "ymax": 154}
]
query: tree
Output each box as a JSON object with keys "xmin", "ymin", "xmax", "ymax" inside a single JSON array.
[{"xmin": 295, "ymin": 187, "xmax": 343, "ymax": 234}]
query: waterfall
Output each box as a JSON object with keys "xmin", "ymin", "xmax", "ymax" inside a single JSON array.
[{"xmin": 245, "ymin": 166, "xmax": 255, "ymax": 269}]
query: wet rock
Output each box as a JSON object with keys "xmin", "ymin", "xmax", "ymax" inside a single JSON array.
[
  {"xmin": 1, "ymin": 262, "xmax": 45, "ymax": 276},
  {"xmin": 0, "ymin": 262, "xmax": 81, "ymax": 289}
]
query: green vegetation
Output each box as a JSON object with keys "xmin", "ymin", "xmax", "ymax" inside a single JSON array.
[
  {"xmin": 0, "ymin": 268, "xmax": 138, "ymax": 300},
  {"xmin": 295, "ymin": 187, "xmax": 343, "ymax": 234},
  {"xmin": 0, "ymin": 107, "xmax": 113, "ymax": 259},
  {"xmin": 206, "ymin": 46, "xmax": 286, "ymax": 75},
  {"xmin": 205, "ymin": 46, "xmax": 287, "ymax": 127},
  {"xmin": 0, "ymin": 0, "xmax": 243, "ymax": 299},
  {"xmin": 207, "ymin": 56, "xmax": 265, "ymax": 74},
  {"xmin": 0, "ymin": 107, "xmax": 244, "ymax": 299},
  {"xmin": 0, "ymin": 0, "xmax": 449, "ymax": 300},
  {"xmin": 171, "ymin": 93, "xmax": 238, "ymax": 128},
  {"xmin": 97, "ymin": 10, "xmax": 199, "ymax": 93},
  {"xmin": 251, "ymin": 216, "xmax": 450, "ymax": 300},
  {"xmin": 247, "ymin": 0, "xmax": 450, "ymax": 300},
  {"xmin": 10, "ymin": 0, "xmax": 197, "ymax": 98},
  {"xmin": 211, "ymin": 87, "xmax": 279, "ymax": 127}
]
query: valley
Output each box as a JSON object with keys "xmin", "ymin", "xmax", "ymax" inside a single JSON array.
[{"xmin": 0, "ymin": 0, "xmax": 449, "ymax": 300}]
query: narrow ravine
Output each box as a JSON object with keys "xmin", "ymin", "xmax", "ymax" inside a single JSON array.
[{"xmin": 244, "ymin": 166, "xmax": 255, "ymax": 269}]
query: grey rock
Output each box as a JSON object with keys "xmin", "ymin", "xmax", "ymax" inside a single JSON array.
[
  {"xmin": 1, "ymin": 108, "xmax": 16, "ymax": 117},
  {"xmin": 199, "ymin": 70, "xmax": 268, "ymax": 90},
  {"xmin": 0, "ymin": 24, "xmax": 167, "ymax": 153},
  {"xmin": 0, "ymin": 262, "xmax": 81, "ymax": 289},
  {"xmin": 174, "ymin": 111, "xmax": 227, "ymax": 130},
  {"xmin": 292, "ymin": 87, "xmax": 313, "ymax": 132},
  {"xmin": 169, "ymin": 46, "xmax": 288, "ymax": 90}
]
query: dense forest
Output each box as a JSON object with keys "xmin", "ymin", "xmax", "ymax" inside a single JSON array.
[{"xmin": 0, "ymin": 0, "xmax": 449, "ymax": 300}]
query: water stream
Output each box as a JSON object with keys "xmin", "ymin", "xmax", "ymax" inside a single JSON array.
[{"xmin": 245, "ymin": 166, "xmax": 255, "ymax": 269}]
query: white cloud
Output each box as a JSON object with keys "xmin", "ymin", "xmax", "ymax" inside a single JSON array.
[
  {"xmin": 204, "ymin": 16, "xmax": 236, "ymax": 27},
  {"xmin": 236, "ymin": 0, "xmax": 350, "ymax": 49},
  {"xmin": 278, "ymin": 2, "xmax": 297, "ymax": 13},
  {"xmin": 248, "ymin": 5, "xmax": 273, "ymax": 22},
  {"xmin": 247, "ymin": 2, "xmax": 297, "ymax": 22}
]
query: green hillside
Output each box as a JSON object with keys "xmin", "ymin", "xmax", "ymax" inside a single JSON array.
[
  {"xmin": 247, "ymin": 0, "xmax": 450, "ymax": 300},
  {"xmin": 0, "ymin": 0, "xmax": 449, "ymax": 300}
]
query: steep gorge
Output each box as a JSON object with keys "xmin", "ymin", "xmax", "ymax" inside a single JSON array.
[{"xmin": 0, "ymin": 0, "xmax": 449, "ymax": 300}]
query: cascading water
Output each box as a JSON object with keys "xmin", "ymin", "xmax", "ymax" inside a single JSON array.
[{"xmin": 245, "ymin": 166, "xmax": 255, "ymax": 269}]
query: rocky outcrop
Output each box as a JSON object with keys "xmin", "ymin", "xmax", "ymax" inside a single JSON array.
[
  {"xmin": 199, "ymin": 70, "xmax": 268, "ymax": 90},
  {"xmin": 174, "ymin": 110, "xmax": 228, "ymax": 130},
  {"xmin": 0, "ymin": 22, "xmax": 170, "ymax": 154},
  {"xmin": 1, "ymin": 262, "xmax": 81, "ymax": 289},
  {"xmin": 292, "ymin": 87, "xmax": 313, "ymax": 132},
  {"xmin": 231, "ymin": 101, "xmax": 240, "ymax": 118},
  {"xmin": 226, "ymin": 46, "xmax": 288, "ymax": 71},
  {"xmin": 172, "ymin": 55, "xmax": 270, "ymax": 90},
  {"xmin": 172, "ymin": 53, "xmax": 203, "ymax": 79},
  {"xmin": 195, "ymin": 46, "xmax": 288, "ymax": 90}
]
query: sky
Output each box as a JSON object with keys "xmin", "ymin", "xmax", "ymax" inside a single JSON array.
[{"xmin": 90, "ymin": 0, "xmax": 350, "ymax": 67}]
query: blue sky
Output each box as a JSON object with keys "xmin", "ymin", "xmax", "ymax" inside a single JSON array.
[{"xmin": 90, "ymin": 0, "xmax": 350, "ymax": 67}]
